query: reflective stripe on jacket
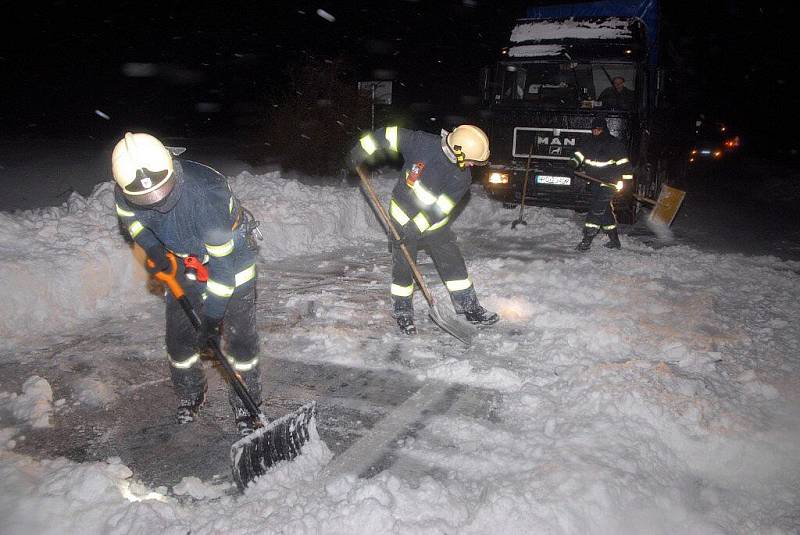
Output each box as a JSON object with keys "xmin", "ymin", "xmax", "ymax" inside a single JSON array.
[{"xmin": 352, "ymin": 127, "xmax": 470, "ymax": 235}]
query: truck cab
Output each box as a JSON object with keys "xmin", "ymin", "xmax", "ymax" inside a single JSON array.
[{"xmin": 478, "ymin": 2, "xmax": 670, "ymax": 223}]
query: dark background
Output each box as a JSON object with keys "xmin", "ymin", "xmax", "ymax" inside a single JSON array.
[{"xmin": 2, "ymin": 1, "xmax": 797, "ymax": 173}]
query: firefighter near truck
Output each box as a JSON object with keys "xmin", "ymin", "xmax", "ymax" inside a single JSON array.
[{"xmin": 478, "ymin": 0, "xmax": 678, "ymax": 224}]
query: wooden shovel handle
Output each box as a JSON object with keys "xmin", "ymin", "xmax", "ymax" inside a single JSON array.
[
  {"xmin": 356, "ymin": 166, "xmax": 435, "ymax": 306},
  {"xmin": 575, "ymin": 170, "xmax": 657, "ymax": 204}
]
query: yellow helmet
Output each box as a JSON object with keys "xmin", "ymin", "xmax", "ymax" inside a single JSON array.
[
  {"xmin": 112, "ymin": 132, "xmax": 175, "ymax": 206},
  {"xmin": 444, "ymin": 125, "xmax": 490, "ymax": 167}
]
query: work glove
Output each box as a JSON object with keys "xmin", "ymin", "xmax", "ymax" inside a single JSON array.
[
  {"xmin": 145, "ymin": 244, "xmax": 171, "ymax": 274},
  {"xmin": 200, "ymin": 316, "xmax": 223, "ymax": 347},
  {"xmin": 388, "ymin": 234, "xmax": 408, "ymax": 253},
  {"xmin": 389, "ymin": 221, "xmax": 421, "ymax": 253}
]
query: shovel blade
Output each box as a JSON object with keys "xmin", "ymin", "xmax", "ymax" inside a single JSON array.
[
  {"xmin": 428, "ymin": 303, "xmax": 475, "ymax": 346},
  {"xmin": 649, "ymin": 185, "xmax": 686, "ymax": 227},
  {"xmin": 510, "ymin": 219, "xmax": 527, "ymax": 229},
  {"xmin": 230, "ymin": 401, "xmax": 318, "ymax": 491}
]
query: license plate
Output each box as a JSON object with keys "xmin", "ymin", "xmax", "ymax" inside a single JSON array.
[{"xmin": 536, "ymin": 175, "xmax": 571, "ymax": 185}]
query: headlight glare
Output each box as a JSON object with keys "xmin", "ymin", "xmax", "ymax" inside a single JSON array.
[{"xmin": 488, "ymin": 172, "xmax": 509, "ymax": 184}]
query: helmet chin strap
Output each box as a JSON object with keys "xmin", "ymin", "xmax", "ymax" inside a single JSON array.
[
  {"xmin": 150, "ymin": 161, "xmax": 184, "ymax": 213},
  {"xmin": 440, "ymin": 130, "xmax": 462, "ymax": 166},
  {"xmin": 453, "ymin": 145, "xmax": 466, "ymax": 169}
]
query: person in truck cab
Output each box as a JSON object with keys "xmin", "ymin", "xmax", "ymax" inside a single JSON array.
[
  {"xmin": 350, "ymin": 125, "xmax": 499, "ymax": 335},
  {"xmin": 598, "ymin": 77, "xmax": 635, "ymax": 110},
  {"xmin": 569, "ymin": 116, "xmax": 634, "ymax": 251}
]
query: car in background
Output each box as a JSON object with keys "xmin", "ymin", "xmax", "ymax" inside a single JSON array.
[{"xmin": 688, "ymin": 118, "xmax": 741, "ymax": 165}]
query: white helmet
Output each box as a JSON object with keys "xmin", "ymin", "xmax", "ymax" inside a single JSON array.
[
  {"xmin": 442, "ymin": 125, "xmax": 490, "ymax": 168},
  {"xmin": 112, "ymin": 132, "xmax": 175, "ymax": 206}
]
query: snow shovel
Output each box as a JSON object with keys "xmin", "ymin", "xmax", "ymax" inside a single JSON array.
[
  {"xmin": 575, "ymin": 171, "xmax": 686, "ymax": 227},
  {"xmin": 511, "ymin": 144, "xmax": 535, "ymax": 229},
  {"xmin": 147, "ymin": 252, "xmax": 317, "ymax": 491},
  {"xmin": 357, "ymin": 165, "xmax": 475, "ymax": 346},
  {"xmin": 637, "ymin": 184, "xmax": 686, "ymax": 227}
]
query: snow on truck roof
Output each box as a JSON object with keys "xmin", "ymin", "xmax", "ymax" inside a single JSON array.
[
  {"xmin": 508, "ymin": 17, "xmax": 635, "ymax": 58},
  {"xmin": 508, "ymin": 44, "xmax": 566, "ymax": 58}
]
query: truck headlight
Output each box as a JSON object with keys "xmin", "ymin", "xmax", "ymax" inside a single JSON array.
[{"xmin": 488, "ymin": 172, "xmax": 509, "ymax": 184}]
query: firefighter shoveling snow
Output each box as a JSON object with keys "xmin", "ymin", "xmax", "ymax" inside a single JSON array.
[{"xmin": 1, "ymin": 168, "xmax": 799, "ymax": 533}]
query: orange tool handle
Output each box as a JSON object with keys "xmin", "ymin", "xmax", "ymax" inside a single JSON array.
[{"xmin": 146, "ymin": 251, "xmax": 185, "ymax": 299}]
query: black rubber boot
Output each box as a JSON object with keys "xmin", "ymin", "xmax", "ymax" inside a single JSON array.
[
  {"xmin": 464, "ymin": 307, "xmax": 500, "ymax": 326},
  {"xmin": 604, "ymin": 228, "xmax": 621, "ymax": 249},
  {"xmin": 451, "ymin": 287, "xmax": 500, "ymax": 326},
  {"xmin": 170, "ymin": 361, "xmax": 207, "ymax": 424},
  {"xmin": 576, "ymin": 227, "xmax": 598, "ymax": 252},
  {"xmin": 395, "ymin": 315, "xmax": 417, "ymax": 335},
  {"xmin": 392, "ymin": 296, "xmax": 417, "ymax": 335},
  {"xmin": 176, "ymin": 391, "xmax": 206, "ymax": 424}
]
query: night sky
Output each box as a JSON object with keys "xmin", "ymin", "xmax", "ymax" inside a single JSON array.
[{"xmin": 3, "ymin": 1, "xmax": 797, "ymax": 159}]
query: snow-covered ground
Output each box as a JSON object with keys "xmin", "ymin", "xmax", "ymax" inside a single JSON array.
[{"xmin": 1, "ymin": 167, "xmax": 799, "ymax": 534}]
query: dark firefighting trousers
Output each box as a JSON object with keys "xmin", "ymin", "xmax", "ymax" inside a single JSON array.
[
  {"xmin": 391, "ymin": 225, "xmax": 478, "ymax": 315},
  {"xmin": 165, "ymin": 274, "xmax": 261, "ymax": 411},
  {"xmin": 584, "ymin": 183, "xmax": 618, "ymax": 235}
]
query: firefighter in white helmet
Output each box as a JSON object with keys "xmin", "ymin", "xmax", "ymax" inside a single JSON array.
[
  {"xmin": 112, "ymin": 132, "xmax": 263, "ymax": 435},
  {"xmin": 351, "ymin": 124, "xmax": 499, "ymax": 335}
]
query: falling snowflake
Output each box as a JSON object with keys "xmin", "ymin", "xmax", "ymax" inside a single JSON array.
[{"xmin": 316, "ymin": 9, "xmax": 335, "ymax": 22}]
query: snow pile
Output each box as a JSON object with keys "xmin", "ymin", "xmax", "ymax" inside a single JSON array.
[
  {"xmin": 0, "ymin": 453, "xmax": 180, "ymax": 535},
  {"xmin": 0, "ymin": 439, "xmax": 334, "ymax": 534},
  {"xmin": 0, "ymin": 375, "xmax": 53, "ymax": 430},
  {"xmin": 172, "ymin": 476, "xmax": 226, "ymax": 500},
  {"xmin": 0, "ymin": 169, "xmax": 507, "ymax": 343},
  {"xmin": 0, "ymin": 186, "xmax": 132, "ymax": 343},
  {"xmin": 231, "ymin": 170, "xmax": 385, "ymax": 260}
]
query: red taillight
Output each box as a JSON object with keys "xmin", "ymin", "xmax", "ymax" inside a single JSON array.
[{"xmin": 724, "ymin": 136, "xmax": 741, "ymax": 149}]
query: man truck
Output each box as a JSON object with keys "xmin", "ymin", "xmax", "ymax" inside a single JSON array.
[{"xmin": 478, "ymin": 0, "xmax": 682, "ymax": 223}]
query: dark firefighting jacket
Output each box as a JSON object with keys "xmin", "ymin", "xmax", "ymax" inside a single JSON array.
[
  {"xmin": 351, "ymin": 127, "xmax": 471, "ymax": 235},
  {"xmin": 569, "ymin": 131, "xmax": 633, "ymax": 187},
  {"xmin": 115, "ymin": 160, "xmax": 257, "ymax": 320}
]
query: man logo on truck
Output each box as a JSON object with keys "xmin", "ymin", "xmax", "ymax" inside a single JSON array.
[{"xmin": 536, "ymin": 136, "xmax": 576, "ymax": 146}]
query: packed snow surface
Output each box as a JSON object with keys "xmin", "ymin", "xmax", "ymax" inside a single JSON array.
[{"xmin": 1, "ymin": 168, "xmax": 799, "ymax": 534}]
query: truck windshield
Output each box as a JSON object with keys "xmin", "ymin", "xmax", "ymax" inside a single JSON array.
[{"xmin": 497, "ymin": 61, "xmax": 637, "ymax": 110}]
